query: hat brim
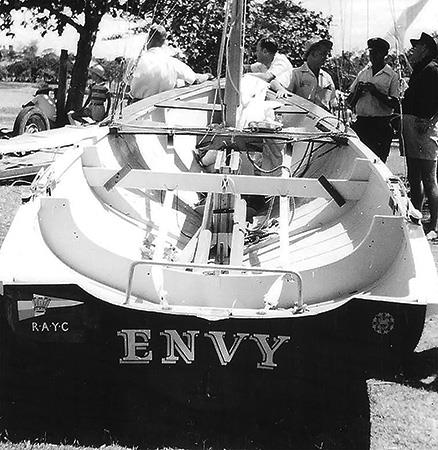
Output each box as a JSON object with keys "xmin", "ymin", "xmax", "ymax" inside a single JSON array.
[
  {"xmin": 303, "ymin": 39, "xmax": 333, "ymax": 58},
  {"xmin": 410, "ymin": 38, "xmax": 422, "ymax": 46},
  {"xmin": 410, "ymin": 37, "xmax": 438, "ymax": 56}
]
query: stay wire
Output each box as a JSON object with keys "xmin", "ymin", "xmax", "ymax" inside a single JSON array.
[{"xmin": 387, "ymin": 0, "xmax": 408, "ymax": 181}]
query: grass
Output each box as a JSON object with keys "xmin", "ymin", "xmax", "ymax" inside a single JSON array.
[
  {"xmin": 368, "ymin": 315, "xmax": 438, "ymax": 450},
  {"xmin": 0, "ymin": 82, "xmax": 37, "ymax": 131}
]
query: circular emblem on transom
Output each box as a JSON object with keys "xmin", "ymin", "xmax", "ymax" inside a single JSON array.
[{"xmin": 372, "ymin": 312, "xmax": 395, "ymax": 335}]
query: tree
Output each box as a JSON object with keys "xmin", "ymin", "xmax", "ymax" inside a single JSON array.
[
  {"xmin": 153, "ymin": 0, "xmax": 331, "ymax": 74},
  {"xmin": 0, "ymin": 0, "xmax": 332, "ymax": 117},
  {"xmin": 0, "ymin": 1, "xmax": 156, "ymax": 122},
  {"xmin": 327, "ymin": 49, "xmax": 413, "ymax": 92},
  {"xmin": 100, "ymin": 57, "xmax": 126, "ymax": 91},
  {"xmin": 246, "ymin": 0, "xmax": 332, "ymax": 66}
]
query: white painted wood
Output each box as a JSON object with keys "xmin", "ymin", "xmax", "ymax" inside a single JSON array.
[
  {"xmin": 194, "ymin": 230, "xmax": 212, "ymax": 265},
  {"xmin": 0, "ymin": 125, "xmax": 108, "ymax": 155},
  {"xmin": 84, "ymin": 167, "xmax": 367, "ymax": 199},
  {"xmin": 348, "ymin": 158, "xmax": 372, "ymax": 181},
  {"xmin": 153, "ymin": 190, "xmax": 175, "ymax": 260},
  {"xmin": 34, "ymin": 193, "xmax": 410, "ymax": 308},
  {"xmin": 280, "ymin": 145, "xmax": 292, "ymax": 267},
  {"xmin": 229, "ymin": 197, "xmax": 246, "ymax": 266},
  {"xmin": 177, "ymin": 229, "xmax": 201, "ymax": 263}
]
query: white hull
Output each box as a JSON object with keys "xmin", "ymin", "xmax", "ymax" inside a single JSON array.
[{"xmin": 0, "ymin": 79, "xmax": 437, "ymax": 386}]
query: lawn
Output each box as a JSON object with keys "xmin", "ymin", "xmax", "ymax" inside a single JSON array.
[{"xmin": 0, "ymin": 82, "xmax": 37, "ymax": 131}]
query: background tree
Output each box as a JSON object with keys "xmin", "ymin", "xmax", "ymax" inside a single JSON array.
[
  {"xmin": 100, "ymin": 57, "xmax": 126, "ymax": 92},
  {"xmin": 246, "ymin": 0, "xmax": 331, "ymax": 66},
  {"xmin": 0, "ymin": 0, "xmax": 332, "ymax": 118},
  {"xmin": 0, "ymin": 0, "xmax": 156, "ymax": 122},
  {"xmin": 153, "ymin": 0, "xmax": 331, "ymax": 75},
  {"xmin": 327, "ymin": 49, "xmax": 413, "ymax": 92}
]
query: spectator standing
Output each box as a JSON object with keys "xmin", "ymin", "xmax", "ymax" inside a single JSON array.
[
  {"xmin": 347, "ymin": 38, "xmax": 400, "ymax": 163},
  {"xmin": 271, "ymin": 37, "xmax": 336, "ymax": 111},
  {"xmin": 244, "ymin": 36, "xmax": 292, "ymax": 88},
  {"xmin": 83, "ymin": 62, "xmax": 111, "ymax": 122},
  {"xmin": 401, "ymin": 32, "xmax": 438, "ymax": 236},
  {"xmin": 130, "ymin": 24, "xmax": 212, "ymax": 101}
]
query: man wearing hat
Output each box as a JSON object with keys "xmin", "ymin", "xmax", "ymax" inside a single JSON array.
[
  {"xmin": 401, "ymin": 32, "xmax": 438, "ymax": 236},
  {"xmin": 130, "ymin": 24, "xmax": 213, "ymax": 100},
  {"xmin": 347, "ymin": 37, "xmax": 400, "ymax": 163},
  {"xmin": 271, "ymin": 37, "xmax": 336, "ymax": 111}
]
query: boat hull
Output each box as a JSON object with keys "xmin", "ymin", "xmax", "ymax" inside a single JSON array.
[{"xmin": 0, "ymin": 283, "xmax": 425, "ymax": 410}]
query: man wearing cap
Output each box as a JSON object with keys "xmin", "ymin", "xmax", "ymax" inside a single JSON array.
[
  {"xmin": 245, "ymin": 36, "xmax": 292, "ymax": 88},
  {"xmin": 130, "ymin": 24, "xmax": 213, "ymax": 100},
  {"xmin": 271, "ymin": 37, "xmax": 336, "ymax": 111},
  {"xmin": 347, "ymin": 37, "xmax": 400, "ymax": 163},
  {"xmin": 401, "ymin": 32, "xmax": 438, "ymax": 236}
]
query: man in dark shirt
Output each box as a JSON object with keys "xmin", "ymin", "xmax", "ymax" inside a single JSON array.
[{"xmin": 401, "ymin": 32, "xmax": 438, "ymax": 236}]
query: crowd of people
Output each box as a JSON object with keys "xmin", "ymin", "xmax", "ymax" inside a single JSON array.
[
  {"xmin": 241, "ymin": 30, "xmax": 438, "ymax": 239},
  {"xmin": 85, "ymin": 23, "xmax": 438, "ymax": 237}
]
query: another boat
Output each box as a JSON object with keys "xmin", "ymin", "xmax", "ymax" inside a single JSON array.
[{"xmin": 0, "ymin": 1, "xmax": 437, "ymax": 409}]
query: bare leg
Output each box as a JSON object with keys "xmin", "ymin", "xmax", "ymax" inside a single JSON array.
[
  {"xmin": 406, "ymin": 157, "xmax": 424, "ymax": 212},
  {"xmin": 420, "ymin": 159, "xmax": 438, "ymax": 231}
]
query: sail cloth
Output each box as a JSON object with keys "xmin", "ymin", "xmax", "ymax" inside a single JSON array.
[
  {"xmin": 236, "ymin": 74, "xmax": 281, "ymax": 130},
  {"xmin": 386, "ymin": 0, "xmax": 429, "ymax": 50}
]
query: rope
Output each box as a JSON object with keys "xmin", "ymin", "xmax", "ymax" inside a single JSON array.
[{"xmin": 245, "ymin": 148, "xmax": 291, "ymax": 176}]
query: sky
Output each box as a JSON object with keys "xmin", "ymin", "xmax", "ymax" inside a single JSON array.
[
  {"xmin": 301, "ymin": 0, "xmax": 438, "ymax": 53},
  {"xmin": 0, "ymin": 0, "xmax": 437, "ymax": 58}
]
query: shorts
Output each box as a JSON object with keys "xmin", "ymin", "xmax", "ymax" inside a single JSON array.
[{"xmin": 401, "ymin": 114, "xmax": 438, "ymax": 160}]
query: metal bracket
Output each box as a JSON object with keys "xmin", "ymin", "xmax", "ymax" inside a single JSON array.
[
  {"xmin": 318, "ymin": 175, "xmax": 346, "ymax": 207},
  {"xmin": 125, "ymin": 260, "xmax": 303, "ymax": 311},
  {"xmin": 104, "ymin": 163, "xmax": 132, "ymax": 191}
]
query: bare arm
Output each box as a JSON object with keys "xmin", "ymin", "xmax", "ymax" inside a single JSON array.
[
  {"xmin": 269, "ymin": 78, "xmax": 291, "ymax": 98},
  {"xmin": 249, "ymin": 71, "xmax": 275, "ymax": 83}
]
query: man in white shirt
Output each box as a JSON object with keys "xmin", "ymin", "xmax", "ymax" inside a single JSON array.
[
  {"xmin": 347, "ymin": 38, "xmax": 400, "ymax": 162},
  {"xmin": 130, "ymin": 24, "xmax": 212, "ymax": 100},
  {"xmin": 245, "ymin": 36, "xmax": 292, "ymax": 88},
  {"xmin": 271, "ymin": 37, "xmax": 336, "ymax": 111}
]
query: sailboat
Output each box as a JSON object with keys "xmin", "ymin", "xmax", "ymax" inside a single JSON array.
[{"xmin": 0, "ymin": 0, "xmax": 437, "ymax": 408}]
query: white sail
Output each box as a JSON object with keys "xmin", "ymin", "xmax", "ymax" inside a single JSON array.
[{"xmin": 386, "ymin": 0, "xmax": 429, "ymax": 50}]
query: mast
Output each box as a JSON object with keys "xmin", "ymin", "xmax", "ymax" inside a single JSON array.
[{"xmin": 224, "ymin": 0, "xmax": 244, "ymax": 127}]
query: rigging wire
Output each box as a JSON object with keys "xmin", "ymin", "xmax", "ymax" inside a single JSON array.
[
  {"xmin": 366, "ymin": 0, "xmax": 370, "ymax": 40},
  {"xmin": 387, "ymin": 0, "xmax": 408, "ymax": 181},
  {"xmin": 333, "ymin": 0, "xmax": 350, "ymax": 128}
]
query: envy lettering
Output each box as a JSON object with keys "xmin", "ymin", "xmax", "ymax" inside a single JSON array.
[{"xmin": 117, "ymin": 329, "xmax": 290, "ymax": 370}]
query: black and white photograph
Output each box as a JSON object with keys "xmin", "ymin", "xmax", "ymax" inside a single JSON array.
[{"xmin": 0, "ymin": 1, "xmax": 437, "ymax": 449}]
